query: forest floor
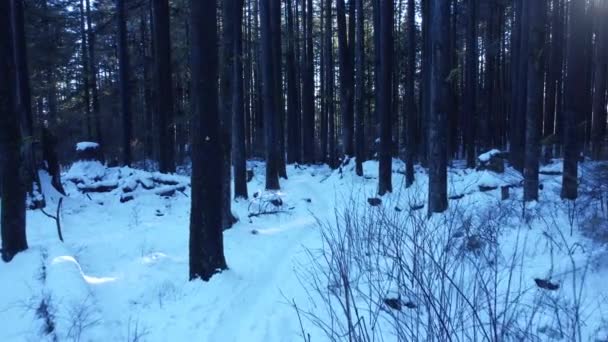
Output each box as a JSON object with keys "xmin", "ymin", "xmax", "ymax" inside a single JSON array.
[{"xmin": 1, "ymin": 158, "xmax": 608, "ymax": 341}]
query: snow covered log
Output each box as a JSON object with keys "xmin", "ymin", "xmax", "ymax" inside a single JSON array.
[{"xmin": 477, "ymin": 149, "xmax": 506, "ymax": 173}]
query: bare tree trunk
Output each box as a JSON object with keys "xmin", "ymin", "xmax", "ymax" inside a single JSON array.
[
  {"xmin": 523, "ymin": 0, "xmax": 546, "ymax": 202},
  {"xmin": 189, "ymin": 0, "xmax": 227, "ymax": 281},
  {"xmin": 428, "ymin": 0, "xmax": 449, "ymax": 214},
  {"xmin": 1, "ymin": 0, "xmax": 27, "ymax": 261}
]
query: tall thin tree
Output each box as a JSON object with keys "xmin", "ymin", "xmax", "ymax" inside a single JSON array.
[
  {"xmin": 523, "ymin": 0, "xmax": 546, "ymax": 202},
  {"xmin": 377, "ymin": 0, "xmax": 393, "ymax": 195},
  {"xmin": 1, "ymin": 0, "xmax": 27, "ymax": 262},
  {"xmin": 354, "ymin": 0, "xmax": 365, "ymax": 176},
  {"xmin": 428, "ymin": 0, "xmax": 449, "ymax": 214},
  {"xmin": 189, "ymin": 0, "xmax": 227, "ymax": 281},
  {"xmin": 233, "ymin": 0, "xmax": 248, "ymax": 199},
  {"xmin": 260, "ymin": 0, "xmax": 280, "ymax": 190},
  {"xmin": 152, "ymin": 0, "xmax": 176, "ymax": 173},
  {"xmin": 117, "ymin": 0, "xmax": 132, "ymax": 166},
  {"xmin": 561, "ymin": 0, "xmax": 586, "ymax": 199}
]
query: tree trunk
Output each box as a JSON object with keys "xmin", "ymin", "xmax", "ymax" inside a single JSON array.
[
  {"xmin": 10, "ymin": 0, "xmax": 44, "ymax": 209},
  {"xmin": 354, "ymin": 0, "xmax": 365, "ymax": 176},
  {"xmin": 301, "ymin": 0, "xmax": 316, "ymax": 163},
  {"xmin": 523, "ymin": 0, "xmax": 546, "ymax": 202},
  {"xmin": 220, "ymin": 0, "xmax": 238, "ymax": 229},
  {"xmin": 261, "ymin": 0, "xmax": 281, "ymax": 190},
  {"xmin": 464, "ymin": 0, "xmax": 478, "ymax": 168},
  {"xmin": 428, "ymin": 0, "xmax": 449, "ymax": 215},
  {"xmin": 270, "ymin": 0, "xmax": 287, "ymax": 178},
  {"xmin": 1, "ymin": 0, "xmax": 27, "ymax": 262},
  {"xmin": 86, "ymin": 0, "xmax": 103, "ymax": 158},
  {"xmin": 286, "ymin": 0, "xmax": 301, "ymax": 164},
  {"xmin": 233, "ymin": 0, "xmax": 248, "ymax": 199},
  {"xmin": 117, "ymin": 0, "xmax": 132, "ymax": 166},
  {"xmin": 189, "ymin": 0, "xmax": 227, "ymax": 281},
  {"xmin": 152, "ymin": 0, "xmax": 175, "ymax": 173},
  {"xmin": 79, "ymin": 0, "xmax": 92, "ymax": 139},
  {"xmin": 404, "ymin": 0, "xmax": 416, "ymax": 185},
  {"xmin": 337, "ymin": 0, "xmax": 354, "ymax": 158},
  {"xmin": 562, "ymin": 0, "xmax": 586, "ymax": 199},
  {"xmin": 591, "ymin": 0, "xmax": 608, "ymax": 160},
  {"xmin": 377, "ymin": 0, "xmax": 393, "ymax": 195}
]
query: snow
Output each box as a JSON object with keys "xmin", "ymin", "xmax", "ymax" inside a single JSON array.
[
  {"xmin": 1, "ymin": 159, "xmax": 608, "ymax": 341},
  {"xmin": 478, "ymin": 148, "xmax": 501, "ymax": 162},
  {"xmin": 75, "ymin": 142, "xmax": 100, "ymax": 151}
]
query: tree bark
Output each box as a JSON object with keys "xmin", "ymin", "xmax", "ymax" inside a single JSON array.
[
  {"xmin": 337, "ymin": 0, "xmax": 354, "ymax": 158},
  {"xmin": 117, "ymin": 0, "xmax": 132, "ymax": 166},
  {"xmin": 189, "ymin": 0, "xmax": 227, "ymax": 281},
  {"xmin": 523, "ymin": 0, "xmax": 546, "ymax": 202},
  {"xmin": 354, "ymin": 0, "xmax": 365, "ymax": 176},
  {"xmin": 591, "ymin": 0, "xmax": 608, "ymax": 160},
  {"xmin": 377, "ymin": 0, "xmax": 393, "ymax": 195},
  {"xmin": 260, "ymin": 0, "xmax": 281, "ymax": 190},
  {"xmin": 1, "ymin": 0, "xmax": 27, "ymax": 262},
  {"xmin": 152, "ymin": 0, "xmax": 175, "ymax": 173},
  {"xmin": 404, "ymin": 0, "xmax": 416, "ymax": 186},
  {"xmin": 428, "ymin": 0, "xmax": 449, "ymax": 214},
  {"xmin": 233, "ymin": 0, "xmax": 248, "ymax": 199},
  {"xmin": 301, "ymin": 0, "xmax": 316, "ymax": 163},
  {"xmin": 562, "ymin": 0, "xmax": 586, "ymax": 199},
  {"xmin": 286, "ymin": 0, "xmax": 301, "ymax": 164},
  {"xmin": 464, "ymin": 0, "xmax": 478, "ymax": 168}
]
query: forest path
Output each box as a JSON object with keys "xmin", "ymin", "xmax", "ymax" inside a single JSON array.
[{"xmin": 56, "ymin": 163, "xmax": 338, "ymax": 341}]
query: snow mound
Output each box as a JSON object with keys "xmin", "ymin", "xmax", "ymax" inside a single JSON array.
[
  {"xmin": 75, "ymin": 142, "xmax": 100, "ymax": 151},
  {"xmin": 478, "ymin": 149, "xmax": 501, "ymax": 162}
]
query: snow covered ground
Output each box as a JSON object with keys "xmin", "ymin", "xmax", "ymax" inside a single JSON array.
[{"xmin": 1, "ymin": 159, "xmax": 607, "ymax": 341}]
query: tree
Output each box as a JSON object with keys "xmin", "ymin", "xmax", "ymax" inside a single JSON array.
[
  {"xmin": 324, "ymin": 0, "xmax": 336, "ymax": 168},
  {"xmin": 86, "ymin": 0, "xmax": 103, "ymax": 153},
  {"xmin": 260, "ymin": 0, "xmax": 280, "ymax": 190},
  {"xmin": 377, "ymin": 0, "xmax": 393, "ymax": 195},
  {"xmin": 189, "ymin": 0, "xmax": 227, "ymax": 281},
  {"xmin": 523, "ymin": 0, "xmax": 546, "ymax": 202},
  {"xmin": 117, "ymin": 0, "xmax": 132, "ymax": 166},
  {"xmin": 301, "ymin": 0, "xmax": 315, "ymax": 163},
  {"xmin": 404, "ymin": 0, "xmax": 416, "ymax": 186},
  {"xmin": 10, "ymin": 0, "xmax": 44, "ymax": 209},
  {"xmin": 152, "ymin": 0, "xmax": 175, "ymax": 173},
  {"xmin": 337, "ymin": 0, "xmax": 354, "ymax": 158},
  {"xmin": 1, "ymin": 0, "xmax": 27, "ymax": 262},
  {"xmin": 543, "ymin": 0, "xmax": 564, "ymax": 161},
  {"xmin": 591, "ymin": 0, "xmax": 608, "ymax": 159},
  {"xmin": 561, "ymin": 0, "xmax": 586, "ymax": 199},
  {"xmin": 510, "ymin": 0, "xmax": 528, "ymax": 171},
  {"xmin": 233, "ymin": 0, "xmax": 248, "ymax": 199},
  {"xmin": 464, "ymin": 0, "xmax": 478, "ymax": 168},
  {"xmin": 428, "ymin": 0, "xmax": 449, "ymax": 214},
  {"xmin": 286, "ymin": 0, "xmax": 301, "ymax": 164},
  {"xmin": 79, "ymin": 0, "xmax": 92, "ymax": 138},
  {"xmin": 220, "ymin": 0, "xmax": 237, "ymax": 229},
  {"xmin": 354, "ymin": 0, "xmax": 365, "ymax": 176}
]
